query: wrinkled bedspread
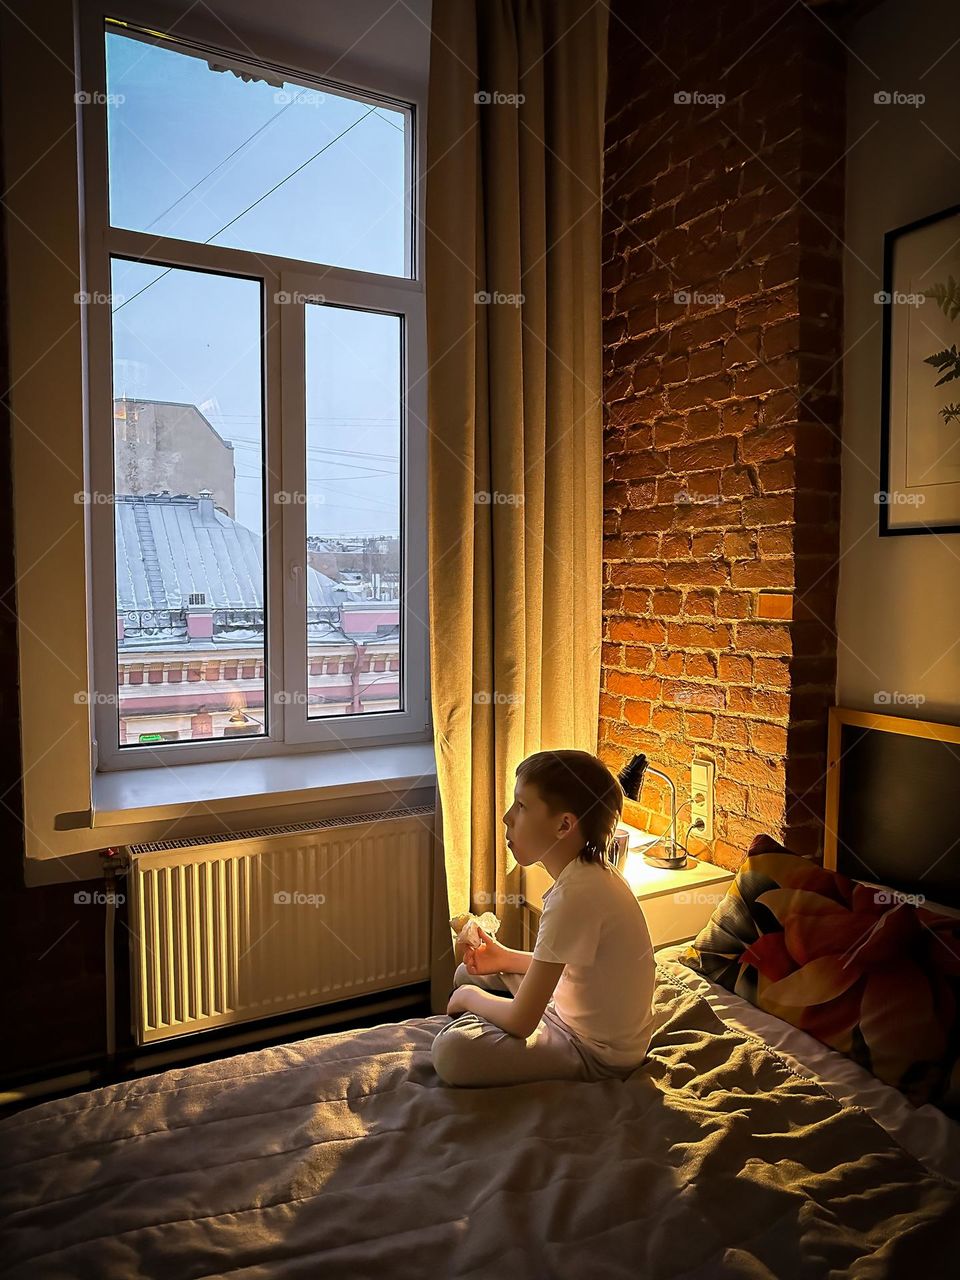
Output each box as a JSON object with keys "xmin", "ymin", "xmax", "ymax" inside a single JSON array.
[{"xmin": 1, "ymin": 964, "xmax": 958, "ymax": 1279}]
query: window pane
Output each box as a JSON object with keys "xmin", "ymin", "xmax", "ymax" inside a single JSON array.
[
  {"xmin": 110, "ymin": 259, "xmax": 266, "ymax": 746},
  {"xmin": 105, "ymin": 25, "xmax": 410, "ymax": 277},
  {"xmin": 304, "ymin": 304, "xmax": 402, "ymax": 718}
]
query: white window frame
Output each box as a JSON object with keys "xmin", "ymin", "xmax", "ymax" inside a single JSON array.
[{"xmin": 79, "ymin": 3, "xmax": 430, "ymax": 772}]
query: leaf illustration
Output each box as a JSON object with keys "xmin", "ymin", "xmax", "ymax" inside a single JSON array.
[
  {"xmin": 924, "ymin": 275, "xmax": 960, "ymax": 322},
  {"xmin": 941, "ymin": 403, "xmax": 960, "ymax": 426},
  {"xmin": 924, "ymin": 345, "xmax": 960, "ymax": 386}
]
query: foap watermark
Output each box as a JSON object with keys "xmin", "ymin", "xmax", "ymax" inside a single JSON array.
[
  {"xmin": 674, "ymin": 685, "xmax": 724, "ymax": 708},
  {"xmin": 874, "ymin": 90, "xmax": 925, "ymax": 108},
  {"xmin": 874, "ymin": 490, "xmax": 926, "ymax": 507},
  {"xmin": 474, "ymin": 90, "xmax": 525, "ymax": 106},
  {"xmin": 674, "ymin": 486, "xmax": 721, "ymax": 507},
  {"xmin": 475, "ymin": 490, "xmax": 524, "ymax": 506},
  {"xmin": 475, "ymin": 290, "xmax": 524, "ymax": 307},
  {"xmin": 75, "ymin": 90, "xmax": 125, "ymax": 106},
  {"xmin": 675, "ymin": 890, "xmax": 728, "ymax": 906},
  {"xmin": 674, "ymin": 90, "xmax": 725, "ymax": 107},
  {"xmin": 274, "ymin": 890, "xmax": 327, "ymax": 907},
  {"xmin": 74, "ymin": 690, "xmax": 119, "ymax": 705},
  {"xmin": 874, "ymin": 290, "xmax": 926, "ymax": 307},
  {"xmin": 273, "ymin": 88, "xmax": 325, "ymax": 107},
  {"xmin": 75, "ymin": 291, "xmax": 126, "ymax": 307},
  {"xmin": 674, "ymin": 289, "xmax": 726, "ymax": 307},
  {"xmin": 874, "ymin": 888, "xmax": 925, "ymax": 907},
  {"xmin": 874, "ymin": 690, "xmax": 926, "ymax": 707},
  {"xmin": 473, "ymin": 691, "xmax": 525, "ymax": 706},
  {"xmin": 75, "ymin": 889, "xmax": 125, "ymax": 906},
  {"xmin": 476, "ymin": 890, "xmax": 526, "ymax": 907},
  {"xmin": 273, "ymin": 690, "xmax": 311, "ymax": 706},
  {"xmin": 273, "ymin": 490, "xmax": 325, "ymax": 505},
  {"xmin": 274, "ymin": 290, "xmax": 325, "ymax": 305},
  {"xmin": 74, "ymin": 490, "xmax": 122, "ymax": 505}
]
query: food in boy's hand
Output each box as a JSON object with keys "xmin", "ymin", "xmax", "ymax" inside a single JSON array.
[{"xmin": 449, "ymin": 910, "xmax": 501, "ymax": 953}]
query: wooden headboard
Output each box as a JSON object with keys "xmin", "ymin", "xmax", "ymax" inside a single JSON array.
[{"xmin": 825, "ymin": 707, "xmax": 960, "ymax": 911}]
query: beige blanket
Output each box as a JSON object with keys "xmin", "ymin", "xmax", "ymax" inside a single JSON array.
[{"xmin": 1, "ymin": 965, "xmax": 958, "ymax": 1278}]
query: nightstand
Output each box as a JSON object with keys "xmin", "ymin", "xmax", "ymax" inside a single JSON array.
[{"xmin": 521, "ymin": 831, "xmax": 735, "ymax": 950}]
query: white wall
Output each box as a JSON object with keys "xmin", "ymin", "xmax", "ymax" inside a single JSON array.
[{"xmin": 837, "ymin": 0, "xmax": 960, "ymax": 724}]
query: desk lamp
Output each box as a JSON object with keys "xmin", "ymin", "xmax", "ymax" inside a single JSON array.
[{"xmin": 617, "ymin": 752, "xmax": 689, "ymax": 870}]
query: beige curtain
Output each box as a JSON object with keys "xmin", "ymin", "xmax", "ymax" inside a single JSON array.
[{"xmin": 425, "ymin": 0, "xmax": 610, "ymax": 1010}]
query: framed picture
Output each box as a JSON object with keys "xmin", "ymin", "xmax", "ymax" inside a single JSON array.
[{"xmin": 879, "ymin": 201, "xmax": 960, "ymax": 535}]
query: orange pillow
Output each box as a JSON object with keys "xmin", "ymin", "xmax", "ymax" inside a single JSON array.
[{"xmin": 680, "ymin": 835, "xmax": 960, "ymax": 1116}]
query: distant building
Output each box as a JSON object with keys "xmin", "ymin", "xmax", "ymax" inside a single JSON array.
[
  {"xmin": 113, "ymin": 493, "xmax": 400, "ymax": 743},
  {"xmin": 114, "ymin": 398, "xmax": 236, "ymax": 518}
]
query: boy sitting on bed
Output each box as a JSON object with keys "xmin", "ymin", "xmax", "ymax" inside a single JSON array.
[{"xmin": 431, "ymin": 749, "xmax": 656, "ymax": 1088}]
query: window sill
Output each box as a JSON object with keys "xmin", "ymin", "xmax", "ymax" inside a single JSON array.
[{"xmin": 92, "ymin": 739, "xmax": 437, "ymax": 828}]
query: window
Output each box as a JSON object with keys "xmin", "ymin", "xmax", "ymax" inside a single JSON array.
[{"xmin": 82, "ymin": 14, "xmax": 427, "ymax": 768}]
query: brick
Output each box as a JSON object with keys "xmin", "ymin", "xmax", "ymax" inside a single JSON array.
[
  {"xmin": 715, "ymin": 716, "xmax": 751, "ymax": 747},
  {"xmin": 731, "ymin": 559, "xmax": 795, "ymax": 589},
  {"xmin": 691, "ymin": 532, "xmax": 723, "ymax": 557},
  {"xmin": 654, "ymin": 650, "xmax": 686, "ymax": 676},
  {"xmin": 721, "ymin": 400, "xmax": 759, "ymax": 435},
  {"xmin": 652, "ymin": 707, "xmax": 683, "ymax": 733},
  {"xmin": 736, "ymin": 622, "xmax": 792, "ymax": 655},
  {"xmin": 756, "ymin": 592, "xmax": 794, "ymax": 620},
  {"xmin": 685, "ymin": 652, "xmax": 718, "ymax": 677},
  {"xmin": 758, "ymin": 460, "xmax": 795, "ymax": 492},
  {"xmin": 667, "ymin": 377, "xmax": 734, "ymax": 411},
  {"xmin": 723, "ymin": 531, "xmax": 756, "ymax": 558},
  {"xmin": 746, "ymin": 787, "xmax": 787, "ymax": 825},
  {"xmin": 664, "ymin": 561, "xmax": 729, "ymax": 587},
  {"xmin": 668, "ymin": 438, "xmax": 737, "ymax": 473},
  {"xmin": 758, "ymin": 528, "xmax": 793, "ymax": 557},
  {"xmin": 683, "ymin": 590, "xmax": 717, "ymax": 616},
  {"xmin": 599, "ymin": 692, "xmax": 621, "ymax": 720},
  {"xmin": 620, "ymin": 564, "xmax": 667, "ymax": 587},
  {"xmin": 685, "ymin": 712, "xmax": 716, "ymax": 739},
  {"xmin": 609, "ymin": 618, "xmax": 667, "ymax": 645},
  {"xmin": 743, "ymin": 494, "xmax": 794, "ymax": 526},
  {"xmin": 675, "ymin": 500, "xmax": 743, "ymax": 530},
  {"xmin": 661, "ymin": 532, "xmax": 692, "ymax": 559},
  {"xmin": 753, "ymin": 657, "xmax": 790, "ymax": 687},
  {"xmin": 720, "ymin": 468, "xmax": 756, "ymax": 499},
  {"xmin": 716, "ymin": 590, "xmax": 751, "ymax": 619},
  {"xmin": 652, "ymin": 590, "xmax": 683, "ymax": 616},
  {"xmin": 739, "ymin": 427, "xmax": 796, "ymax": 465},
  {"xmin": 607, "ymin": 671, "xmax": 661, "ymax": 700},
  {"xmin": 718, "ymin": 654, "xmax": 752, "ymax": 682},
  {"xmin": 623, "ymin": 644, "xmax": 655, "ymax": 671},
  {"xmin": 716, "ymin": 778, "xmax": 747, "ymax": 813},
  {"xmin": 666, "ymin": 621, "xmax": 732, "ymax": 649}
]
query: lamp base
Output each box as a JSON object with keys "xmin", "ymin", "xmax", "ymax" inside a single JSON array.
[{"xmin": 643, "ymin": 850, "xmax": 689, "ymax": 870}]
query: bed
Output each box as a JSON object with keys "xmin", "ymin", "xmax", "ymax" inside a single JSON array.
[{"xmin": 2, "ymin": 943, "xmax": 958, "ymax": 1279}]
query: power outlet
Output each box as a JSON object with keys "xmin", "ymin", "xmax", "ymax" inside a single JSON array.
[{"xmin": 691, "ymin": 758, "xmax": 715, "ymax": 842}]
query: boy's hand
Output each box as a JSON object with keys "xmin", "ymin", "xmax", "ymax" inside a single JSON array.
[
  {"xmin": 464, "ymin": 925, "xmax": 506, "ymax": 976},
  {"xmin": 446, "ymin": 986, "xmax": 473, "ymax": 1017}
]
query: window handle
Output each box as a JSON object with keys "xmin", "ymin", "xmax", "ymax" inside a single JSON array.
[{"xmin": 289, "ymin": 561, "xmax": 304, "ymax": 605}]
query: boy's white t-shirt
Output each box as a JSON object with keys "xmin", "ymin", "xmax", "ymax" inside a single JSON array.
[{"xmin": 532, "ymin": 855, "xmax": 656, "ymax": 1069}]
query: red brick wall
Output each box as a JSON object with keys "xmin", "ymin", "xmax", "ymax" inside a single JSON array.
[{"xmin": 600, "ymin": 0, "xmax": 846, "ymax": 865}]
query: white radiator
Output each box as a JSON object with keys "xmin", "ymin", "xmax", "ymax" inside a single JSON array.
[{"xmin": 126, "ymin": 806, "xmax": 435, "ymax": 1044}]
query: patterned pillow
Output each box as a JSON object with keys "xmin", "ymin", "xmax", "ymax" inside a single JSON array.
[{"xmin": 679, "ymin": 834, "xmax": 960, "ymax": 1117}]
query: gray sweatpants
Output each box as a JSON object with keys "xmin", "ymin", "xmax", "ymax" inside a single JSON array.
[{"xmin": 431, "ymin": 963, "xmax": 636, "ymax": 1088}]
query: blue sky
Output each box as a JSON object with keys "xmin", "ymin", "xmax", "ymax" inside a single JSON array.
[{"xmin": 106, "ymin": 27, "xmax": 406, "ymax": 536}]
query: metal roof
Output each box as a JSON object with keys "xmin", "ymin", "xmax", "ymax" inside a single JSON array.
[{"xmin": 114, "ymin": 494, "xmax": 359, "ymax": 613}]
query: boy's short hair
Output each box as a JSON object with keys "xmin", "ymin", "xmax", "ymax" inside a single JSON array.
[{"xmin": 515, "ymin": 750, "xmax": 624, "ymax": 866}]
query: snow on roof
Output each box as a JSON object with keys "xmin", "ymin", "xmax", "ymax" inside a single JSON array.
[{"xmin": 115, "ymin": 494, "xmax": 359, "ymax": 612}]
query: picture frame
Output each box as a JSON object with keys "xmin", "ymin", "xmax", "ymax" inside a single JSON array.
[{"xmin": 878, "ymin": 201, "xmax": 960, "ymax": 536}]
